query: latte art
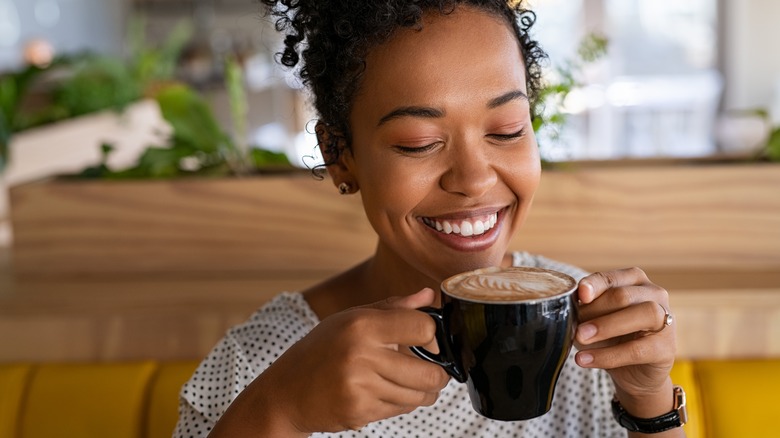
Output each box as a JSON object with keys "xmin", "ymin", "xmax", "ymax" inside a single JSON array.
[{"xmin": 443, "ymin": 267, "xmax": 576, "ymax": 302}]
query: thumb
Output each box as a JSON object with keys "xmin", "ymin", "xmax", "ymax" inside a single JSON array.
[{"xmin": 371, "ymin": 288, "xmax": 437, "ymax": 310}]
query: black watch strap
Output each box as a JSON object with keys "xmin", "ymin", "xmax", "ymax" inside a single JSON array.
[{"xmin": 611, "ymin": 385, "xmax": 688, "ymax": 434}]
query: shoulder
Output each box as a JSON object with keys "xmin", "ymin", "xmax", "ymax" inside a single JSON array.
[
  {"xmin": 241, "ymin": 291, "xmax": 320, "ymax": 333},
  {"xmin": 226, "ymin": 292, "xmax": 319, "ymax": 366},
  {"xmin": 511, "ymin": 251, "xmax": 589, "ymax": 281},
  {"xmin": 179, "ymin": 292, "xmax": 319, "ymax": 422}
]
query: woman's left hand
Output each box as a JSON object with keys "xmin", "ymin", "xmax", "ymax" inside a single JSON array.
[{"xmin": 574, "ymin": 267, "xmax": 676, "ymax": 402}]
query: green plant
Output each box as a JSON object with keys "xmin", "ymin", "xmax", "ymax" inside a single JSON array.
[
  {"xmin": 78, "ymin": 84, "xmax": 231, "ymax": 179},
  {"xmin": 223, "ymin": 55, "xmax": 252, "ymax": 175},
  {"xmin": 747, "ymin": 109, "xmax": 780, "ymax": 162},
  {"xmin": 0, "ymin": 58, "xmax": 75, "ymax": 171},
  {"xmin": 126, "ymin": 18, "xmax": 192, "ymax": 88},
  {"xmin": 533, "ymin": 33, "xmax": 608, "ymax": 153},
  {"xmin": 0, "ymin": 18, "xmax": 187, "ymax": 174},
  {"xmin": 77, "ymin": 58, "xmax": 289, "ymax": 179},
  {"xmin": 1, "ymin": 18, "xmax": 289, "ymax": 178},
  {"xmin": 760, "ymin": 126, "xmax": 780, "ymax": 161}
]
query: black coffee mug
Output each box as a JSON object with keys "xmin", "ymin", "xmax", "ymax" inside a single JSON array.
[{"xmin": 411, "ymin": 267, "xmax": 578, "ymax": 421}]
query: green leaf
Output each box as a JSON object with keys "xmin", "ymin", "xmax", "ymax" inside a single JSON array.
[
  {"xmin": 155, "ymin": 85, "xmax": 228, "ymax": 154},
  {"xmin": 578, "ymin": 33, "xmax": 609, "ymax": 64},
  {"xmin": 128, "ymin": 18, "xmax": 192, "ymax": 85},
  {"xmin": 52, "ymin": 56, "xmax": 141, "ymax": 117},
  {"xmin": 765, "ymin": 127, "xmax": 780, "ymax": 162},
  {"xmin": 133, "ymin": 146, "xmax": 193, "ymax": 178},
  {"xmin": 250, "ymin": 148, "xmax": 290, "ymax": 168},
  {"xmin": 532, "ymin": 117, "xmax": 544, "ymax": 133},
  {"xmin": 101, "ymin": 142, "xmax": 115, "ymax": 158},
  {"xmin": 74, "ymin": 163, "xmax": 111, "ymax": 179}
]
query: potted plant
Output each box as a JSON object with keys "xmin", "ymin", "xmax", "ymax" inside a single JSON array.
[{"xmin": 0, "ymin": 19, "xmax": 198, "ymax": 184}]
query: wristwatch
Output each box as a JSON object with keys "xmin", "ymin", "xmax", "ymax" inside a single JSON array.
[{"xmin": 611, "ymin": 385, "xmax": 688, "ymax": 434}]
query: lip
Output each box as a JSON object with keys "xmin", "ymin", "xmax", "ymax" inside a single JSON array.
[{"xmin": 418, "ymin": 207, "xmax": 508, "ymax": 252}]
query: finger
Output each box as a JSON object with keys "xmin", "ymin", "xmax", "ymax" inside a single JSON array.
[
  {"xmin": 577, "ymin": 283, "xmax": 669, "ymax": 322},
  {"xmin": 575, "ymin": 334, "xmax": 676, "ymax": 369},
  {"xmin": 370, "ymin": 288, "xmax": 436, "ymax": 311},
  {"xmin": 379, "ymin": 387, "xmax": 441, "ymax": 412},
  {"xmin": 374, "ymin": 375, "xmax": 442, "ymax": 411},
  {"xmin": 576, "ymin": 300, "xmax": 671, "ymax": 346},
  {"xmin": 367, "ymin": 308, "xmax": 438, "ymax": 347},
  {"xmin": 374, "ymin": 350, "xmax": 450, "ymax": 393},
  {"xmin": 578, "ymin": 267, "xmax": 650, "ymax": 304}
]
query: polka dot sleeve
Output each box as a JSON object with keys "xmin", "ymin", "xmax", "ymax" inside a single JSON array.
[
  {"xmin": 173, "ymin": 293, "xmax": 319, "ymax": 438},
  {"xmin": 174, "ymin": 335, "xmax": 253, "ymax": 437}
]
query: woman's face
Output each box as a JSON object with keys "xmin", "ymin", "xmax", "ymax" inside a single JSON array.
[{"xmin": 334, "ymin": 6, "xmax": 541, "ymax": 282}]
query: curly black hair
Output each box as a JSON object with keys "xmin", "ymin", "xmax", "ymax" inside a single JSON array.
[{"xmin": 259, "ymin": 0, "xmax": 547, "ymax": 163}]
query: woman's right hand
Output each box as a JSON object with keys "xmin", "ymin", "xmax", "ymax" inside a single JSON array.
[{"xmin": 209, "ymin": 288, "xmax": 450, "ymax": 437}]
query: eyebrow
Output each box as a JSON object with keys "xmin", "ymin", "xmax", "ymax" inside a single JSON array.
[
  {"xmin": 376, "ymin": 89, "xmax": 529, "ymax": 126},
  {"xmin": 487, "ymin": 90, "xmax": 529, "ymax": 109},
  {"xmin": 377, "ymin": 106, "xmax": 444, "ymax": 126}
]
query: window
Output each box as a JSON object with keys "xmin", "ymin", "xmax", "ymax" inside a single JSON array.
[{"xmin": 531, "ymin": 0, "xmax": 722, "ymax": 161}]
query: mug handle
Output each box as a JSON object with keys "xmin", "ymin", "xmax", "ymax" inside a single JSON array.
[{"xmin": 409, "ymin": 306, "xmax": 468, "ymax": 383}]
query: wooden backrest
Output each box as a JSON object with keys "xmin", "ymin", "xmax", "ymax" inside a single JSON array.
[
  {"xmin": 517, "ymin": 163, "xmax": 780, "ymax": 272},
  {"xmin": 10, "ymin": 162, "xmax": 779, "ymax": 280}
]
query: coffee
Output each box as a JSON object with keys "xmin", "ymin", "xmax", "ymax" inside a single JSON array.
[
  {"xmin": 411, "ymin": 266, "xmax": 578, "ymax": 421},
  {"xmin": 443, "ymin": 266, "xmax": 576, "ymax": 302}
]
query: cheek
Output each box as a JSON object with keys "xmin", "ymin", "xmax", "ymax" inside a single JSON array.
[
  {"xmin": 496, "ymin": 142, "xmax": 541, "ymax": 195},
  {"xmin": 520, "ymin": 155, "xmax": 542, "ymax": 193},
  {"xmin": 519, "ymin": 137, "xmax": 542, "ymax": 188},
  {"xmin": 354, "ymin": 157, "xmax": 429, "ymax": 223}
]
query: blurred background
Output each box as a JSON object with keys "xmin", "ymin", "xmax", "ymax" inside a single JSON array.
[
  {"xmin": 0, "ymin": 0, "xmax": 780, "ymax": 243},
  {"xmin": 1, "ymin": 0, "xmax": 779, "ymax": 251},
  {"xmin": 1, "ymin": 0, "xmax": 778, "ymax": 162},
  {"xmin": 0, "ymin": 3, "xmax": 778, "ymax": 436}
]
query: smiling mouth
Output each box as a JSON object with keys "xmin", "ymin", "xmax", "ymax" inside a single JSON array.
[{"xmin": 421, "ymin": 211, "xmax": 499, "ymax": 237}]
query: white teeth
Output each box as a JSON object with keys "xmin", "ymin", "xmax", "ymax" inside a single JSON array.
[{"xmin": 429, "ymin": 212, "xmax": 499, "ymax": 237}]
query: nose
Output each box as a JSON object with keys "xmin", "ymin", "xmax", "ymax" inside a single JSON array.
[{"xmin": 439, "ymin": 142, "xmax": 498, "ymax": 198}]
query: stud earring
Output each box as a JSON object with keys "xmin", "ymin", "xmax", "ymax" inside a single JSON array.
[{"xmin": 338, "ymin": 182, "xmax": 352, "ymax": 195}]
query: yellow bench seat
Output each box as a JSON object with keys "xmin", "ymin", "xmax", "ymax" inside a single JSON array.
[{"xmin": 1, "ymin": 359, "xmax": 778, "ymax": 438}]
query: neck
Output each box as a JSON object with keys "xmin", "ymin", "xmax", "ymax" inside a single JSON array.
[
  {"xmin": 360, "ymin": 242, "xmax": 442, "ymax": 304},
  {"xmin": 304, "ymin": 242, "xmax": 516, "ymax": 319},
  {"xmin": 302, "ymin": 241, "xmax": 442, "ymax": 319}
]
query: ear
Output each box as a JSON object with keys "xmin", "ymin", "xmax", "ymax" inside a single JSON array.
[{"xmin": 315, "ymin": 121, "xmax": 357, "ymax": 190}]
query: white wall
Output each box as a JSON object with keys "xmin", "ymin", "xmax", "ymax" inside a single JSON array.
[
  {"xmin": 0, "ymin": 0, "xmax": 125, "ymax": 70},
  {"xmin": 723, "ymin": 0, "xmax": 780, "ymax": 115}
]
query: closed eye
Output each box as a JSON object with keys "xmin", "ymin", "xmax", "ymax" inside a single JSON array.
[
  {"xmin": 488, "ymin": 128, "xmax": 526, "ymax": 142},
  {"xmin": 393, "ymin": 142, "xmax": 441, "ymax": 155}
]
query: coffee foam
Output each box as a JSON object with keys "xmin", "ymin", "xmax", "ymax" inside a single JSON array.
[{"xmin": 443, "ymin": 267, "xmax": 576, "ymax": 302}]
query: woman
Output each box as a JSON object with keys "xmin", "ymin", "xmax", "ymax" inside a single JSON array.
[{"xmin": 175, "ymin": 1, "xmax": 682, "ymax": 436}]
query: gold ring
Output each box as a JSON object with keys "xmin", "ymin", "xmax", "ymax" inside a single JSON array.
[{"xmin": 649, "ymin": 303, "xmax": 673, "ymax": 333}]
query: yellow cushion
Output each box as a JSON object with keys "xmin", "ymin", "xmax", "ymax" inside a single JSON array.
[
  {"xmin": 0, "ymin": 364, "xmax": 33, "ymax": 438},
  {"xmin": 670, "ymin": 360, "xmax": 704, "ymax": 438},
  {"xmin": 695, "ymin": 359, "xmax": 780, "ymax": 438},
  {"xmin": 19, "ymin": 362, "xmax": 157, "ymax": 438},
  {"xmin": 146, "ymin": 361, "xmax": 199, "ymax": 438}
]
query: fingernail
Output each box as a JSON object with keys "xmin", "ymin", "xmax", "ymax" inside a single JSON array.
[
  {"xmin": 578, "ymin": 352, "xmax": 594, "ymax": 366},
  {"xmin": 578, "ymin": 323, "xmax": 597, "ymax": 341},
  {"xmin": 578, "ymin": 282, "xmax": 593, "ymax": 302}
]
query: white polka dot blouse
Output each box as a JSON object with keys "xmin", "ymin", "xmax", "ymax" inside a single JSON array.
[{"xmin": 174, "ymin": 252, "xmax": 625, "ymax": 437}]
